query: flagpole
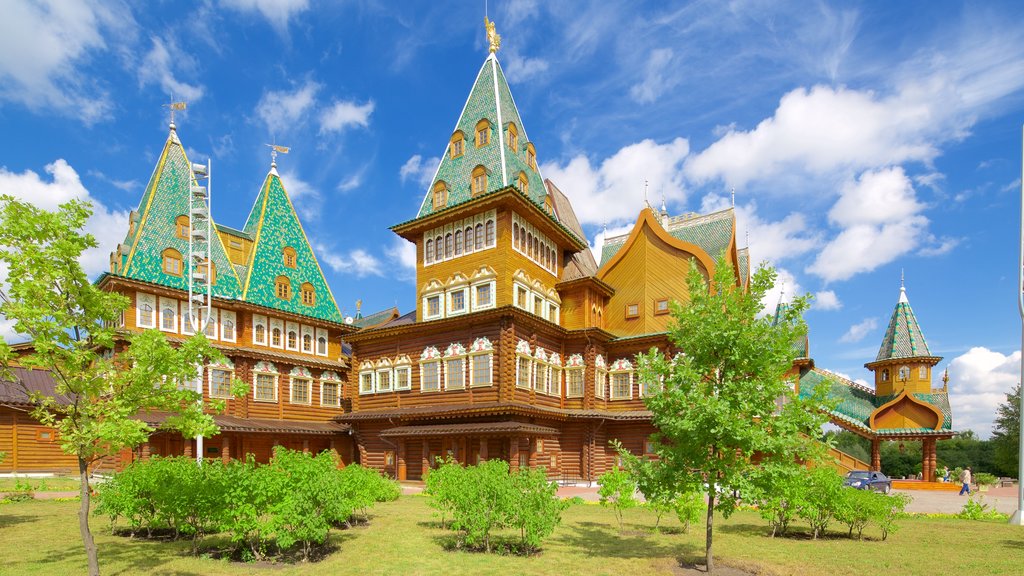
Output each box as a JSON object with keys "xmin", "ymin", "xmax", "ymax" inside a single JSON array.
[{"xmin": 1012, "ymin": 124, "xmax": 1024, "ymax": 526}]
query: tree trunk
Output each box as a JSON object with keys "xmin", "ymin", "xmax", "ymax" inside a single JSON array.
[
  {"xmin": 78, "ymin": 457, "xmax": 100, "ymax": 576},
  {"xmin": 705, "ymin": 488, "xmax": 715, "ymax": 573}
]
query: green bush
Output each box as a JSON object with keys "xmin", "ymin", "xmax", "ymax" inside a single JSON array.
[
  {"xmin": 597, "ymin": 467, "xmax": 638, "ymax": 531},
  {"xmin": 509, "ymin": 466, "xmax": 569, "ymax": 554},
  {"xmin": 752, "ymin": 464, "xmax": 806, "ymax": 537},
  {"xmin": 958, "ymin": 495, "xmax": 1008, "ymax": 521},
  {"xmin": 338, "ymin": 464, "xmax": 400, "ymax": 522},
  {"xmin": 797, "ymin": 467, "xmax": 844, "ymax": 539},
  {"xmin": 673, "ymin": 490, "xmax": 704, "ymax": 534},
  {"xmin": 974, "ymin": 472, "xmax": 998, "ymax": 487}
]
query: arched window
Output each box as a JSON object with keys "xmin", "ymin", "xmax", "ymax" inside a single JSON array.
[
  {"xmin": 301, "ymin": 282, "xmax": 315, "ymax": 306},
  {"xmin": 444, "ymin": 233, "xmax": 453, "ymax": 258},
  {"xmin": 275, "ymin": 275, "xmax": 291, "ymax": 300},
  {"xmin": 471, "ymin": 165, "xmax": 487, "ymax": 196},
  {"xmin": 486, "ymin": 220, "xmax": 494, "ymax": 245},
  {"xmin": 162, "ymin": 248, "xmax": 183, "ymax": 276},
  {"xmin": 513, "ymin": 223, "xmax": 519, "ymax": 247},
  {"xmin": 475, "ymin": 224, "xmax": 484, "ymax": 250},
  {"xmin": 222, "ymin": 319, "xmax": 235, "ymax": 340},
  {"xmin": 432, "ymin": 181, "xmax": 448, "ymax": 210},
  {"xmin": 317, "ymin": 336, "xmax": 327, "ymax": 355},
  {"xmin": 271, "ymin": 327, "xmax": 282, "ymax": 347},
  {"xmin": 527, "ymin": 233, "xmax": 534, "ymax": 258},
  {"xmin": 255, "ymin": 323, "xmax": 266, "ymax": 343},
  {"xmin": 454, "ymin": 229, "xmax": 463, "ymax": 256},
  {"xmin": 475, "ymin": 119, "xmax": 491, "ymax": 147},
  {"xmin": 518, "ymin": 171, "xmax": 529, "ymax": 195},
  {"xmin": 507, "ymin": 122, "xmax": 518, "ymax": 151},
  {"xmin": 526, "ymin": 143, "xmax": 537, "ymax": 170},
  {"xmin": 881, "ymin": 369, "xmax": 889, "ymax": 381},
  {"xmin": 425, "ymin": 239, "xmax": 434, "ymax": 264},
  {"xmin": 465, "ymin": 226, "xmax": 474, "ymax": 252},
  {"xmin": 161, "ymin": 307, "xmax": 175, "ymax": 330},
  {"xmin": 897, "ymin": 366, "xmax": 910, "ymax": 381},
  {"xmin": 282, "ymin": 247, "xmax": 297, "ymax": 269},
  {"xmin": 175, "ymin": 215, "xmax": 190, "ymax": 240},
  {"xmin": 287, "ymin": 330, "xmax": 297, "ymax": 349},
  {"xmin": 434, "ymin": 235, "xmax": 443, "ymax": 262},
  {"xmin": 303, "ymin": 333, "xmax": 312, "ymax": 351},
  {"xmin": 450, "ymin": 131, "xmax": 465, "ymax": 159}
]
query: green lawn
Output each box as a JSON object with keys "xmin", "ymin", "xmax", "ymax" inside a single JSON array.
[
  {"xmin": 0, "ymin": 476, "xmax": 81, "ymax": 492},
  {"xmin": 1, "ymin": 495, "xmax": 1022, "ymax": 575}
]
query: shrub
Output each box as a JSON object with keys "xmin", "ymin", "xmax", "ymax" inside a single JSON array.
[
  {"xmin": 673, "ymin": 490, "xmax": 704, "ymax": 534},
  {"xmin": 974, "ymin": 472, "xmax": 998, "ymax": 488},
  {"xmin": 509, "ymin": 466, "xmax": 569, "ymax": 554},
  {"xmin": 876, "ymin": 492, "xmax": 910, "ymax": 540},
  {"xmin": 751, "ymin": 464, "xmax": 807, "ymax": 538},
  {"xmin": 835, "ymin": 487, "xmax": 876, "ymax": 539},
  {"xmin": 597, "ymin": 467, "xmax": 638, "ymax": 531},
  {"xmin": 958, "ymin": 495, "xmax": 1008, "ymax": 522},
  {"xmin": 797, "ymin": 467, "xmax": 844, "ymax": 539}
]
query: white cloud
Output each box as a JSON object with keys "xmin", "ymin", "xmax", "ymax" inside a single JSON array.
[
  {"xmin": 220, "ymin": 0, "xmax": 309, "ymax": 35},
  {"xmin": 828, "ymin": 167, "xmax": 922, "ymax": 227},
  {"xmin": 501, "ymin": 0, "xmax": 540, "ymax": 26},
  {"xmin": 399, "ymin": 155, "xmax": 440, "ymax": 190},
  {"xmin": 629, "ymin": 48, "xmax": 679, "ymax": 104},
  {"xmin": 0, "ymin": 159, "xmax": 128, "ymax": 279},
  {"xmin": 278, "ymin": 169, "xmax": 320, "ymax": 221},
  {"xmin": 503, "ymin": 50, "xmax": 549, "ymax": 84},
  {"xmin": 137, "ymin": 36, "xmax": 204, "ymax": 103},
  {"xmin": 337, "ymin": 169, "xmax": 365, "ymax": 193},
  {"xmin": 256, "ymin": 81, "xmax": 320, "ymax": 135},
  {"xmin": 948, "ymin": 347, "xmax": 1021, "ymax": 438},
  {"xmin": 541, "ymin": 137, "xmax": 690, "ymax": 226},
  {"xmin": 0, "ymin": 0, "xmax": 128, "ymax": 123},
  {"xmin": 839, "ymin": 317, "xmax": 878, "ymax": 343},
  {"xmin": 385, "ymin": 238, "xmax": 417, "ymax": 283},
  {"xmin": 319, "ymin": 100, "xmax": 374, "ymax": 134},
  {"xmin": 761, "ymin": 267, "xmax": 803, "ymax": 316},
  {"xmin": 813, "ymin": 290, "xmax": 842, "ymax": 311},
  {"xmin": 314, "ymin": 242, "xmax": 384, "ymax": 278},
  {"xmin": 588, "ymin": 223, "xmax": 633, "ymax": 269}
]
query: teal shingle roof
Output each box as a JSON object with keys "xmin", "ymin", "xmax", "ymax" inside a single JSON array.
[
  {"xmin": 352, "ymin": 307, "xmax": 400, "ymax": 329},
  {"xmin": 875, "ymin": 286, "xmax": 931, "ymax": 362},
  {"xmin": 600, "ymin": 208, "xmax": 735, "ymax": 266}
]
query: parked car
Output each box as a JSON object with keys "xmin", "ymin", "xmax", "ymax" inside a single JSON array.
[{"xmin": 843, "ymin": 470, "xmax": 892, "ymax": 494}]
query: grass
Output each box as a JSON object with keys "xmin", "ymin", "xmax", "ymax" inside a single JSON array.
[
  {"xmin": 1, "ymin": 495, "xmax": 1023, "ymax": 575},
  {"xmin": 0, "ymin": 476, "xmax": 81, "ymax": 492}
]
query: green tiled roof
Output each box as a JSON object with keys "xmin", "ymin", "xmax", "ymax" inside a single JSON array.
[
  {"xmin": 416, "ymin": 54, "xmax": 548, "ymax": 220},
  {"xmin": 799, "ymin": 368, "xmax": 953, "ymax": 434},
  {"xmin": 601, "ymin": 208, "xmax": 735, "ymax": 266},
  {"xmin": 119, "ymin": 130, "xmax": 243, "ymax": 299},
  {"xmin": 240, "ymin": 171, "xmax": 343, "ymax": 323},
  {"xmin": 353, "ymin": 307, "xmax": 399, "ymax": 328},
  {"xmin": 875, "ymin": 286, "xmax": 931, "ymax": 362},
  {"xmin": 737, "ymin": 247, "xmax": 750, "ymax": 288}
]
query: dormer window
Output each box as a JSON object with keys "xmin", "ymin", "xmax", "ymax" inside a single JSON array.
[
  {"xmin": 301, "ymin": 282, "xmax": 315, "ymax": 306},
  {"xmin": 162, "ymin": 248, "xmax": 183, "ymax": 276},
  {"xmin": 475, "ymin": 119, "xmax": 491, "ymax": 147},
  {"xmin": 283, "ymin": 246, "xmax": 297, "ymax": 268},
  {"xmin": 472, "ymin": 166, "xmax": 487, "ymax": 196},
  {"xmin": 175, "ymin": 215, "xmax": 190, "ymax": 240},
  {"xmin": 507, "ymin": 122, "xmax": 518, "ymax": 151},
  {"xmin": 526, "ymin": 143, "xmax": 536, "ymax": 170},
  {"xmin": 275, "ymin": 276, "xmax": 291, "ymax": 300},
  {"xmin": 450, "ymin": 132, "xmax": 465, "ymax": 159},
  {"xmin": 518, "ymin": 171, "xmax": 529, "ymax": 196},
  {"xmin": 196, "ymin": 259, "xmax": 216, "ymax": 285},
  {"xmin": 432, "ymin": 181, "xmax": 448, "ymax": 210}
]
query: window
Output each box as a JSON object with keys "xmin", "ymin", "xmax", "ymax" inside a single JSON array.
[
  {"xmin": 161, "ymin": 306, "xmax": 176, "ymax": 331},
  {"xmin": 287, "ymin": 330, "xmax": 298, "ymax": 350},
  {"xmin": 421, "ymin": 361, "xmax": 440, "ymax": 392},
  {"xmin": 449, "ymin": 288, "xmax": 467, "ymax": 315},
  {"xmin": 472, "ymin": 165, "xmax": 487, "ymax": 196},
  {"xmin": 595, "ymin": 366, "xmax": 608, "ymax": 399},
  {"xmin": 282, "ymin": 246, "xmax": 297, "ymax": 268},
  {"xmin": 566, "ymin": 369, "xmax": 584, "ymax": 398},
  {"xmin": 301, "ymin": 283, "xmax": 315, "ymax": 306},
  {"xmin": 474, "ymin": 282, "xmax": 493, "ymax": 309},
  {"xmin": 221, "ymin": 312, "xmax": 236, "ymax": 342},
  {"xmin": 196, "ymin": 259, "xmax": 216, "ymax": 285},
  {"xmin": 162, "ymin": 248, "xmax": 183, "ymax": 276},
  {"xmin": 425, "ymin": 294, "xmax": 442, "ymax": 319},
  {"xmin": 321, "ymin": 381, "xmax": 340, "ymax": 407},
  {"xmin": 640, "ymin": 376, "xmax": 661, "ymax": 397},
  {"xmin": 432, "ymin": 181, "xmax": 448, "ymax": 209},
  {"xmin": 475, "ymin": 119, "xmax": 491, "ymax": 147},
  {"xmin": 180, "ymin": 308, "xmax": 194, "ymax": 335},
  {"xmin": 518, "ymin": 171, "xmax": 529, "ymax": 195},
  {"xmin": 175, "ymin": 215, "xmax": 190, "ymax": 240},
  {"xmin": 394, "ymin": 363, "xmax": 412, "ymax": 391},
  {"xmin": 881, "ymin": 369, "xmax": 889, "ymax": 381},
  {"xmin": 507, "ymin": 122, "xmax": 518, "ymax": 150},
  {"xmin": 445, "ymin": 357, "xmax": 464, "ymax": 390},
  {"xmin": 290, "ymin": 378, "xmax": 311, "ymax": 404},
  {"xmin": 359, "ymin": 363, "xmax": 375, "ymax": 395},
  {"xmin": 450, "ymin": 131, "xmax": 465, "ymax": 159},
  {"xmin": 610, "ymin": 372, "xmax": 632, "ymax": 400},
  {"xmin": 202, "ymin": 309, "xmax": 217, "ymax": 338},
  {"xmin": 254, "ymin": 373, "xmax": 277, "ymax": 402},
  {"xmin": 654, "ymin": 299, "xmax": 670, "ymax": 315},
  {"xmin": 471, "ymin": 353, "xmax": 492, "ymax": 387},
  {"xmin": 475, "ymin": 224, "xmax": 484, "ymax": 249},
  {"xmin": 275, "ymin": 276, "xmax": 291, "ymax": 300},
  {"xmin": 465, "ymin": 226, "xmax": 474, "ymax": 252},
  {"xmin": 210, "ymin": 368, "xmax": 232, "ymax": 399},
  {"xmin": 136, "ymin": 294, "xmax": 156, "ymax": 328},
  {"xmin": 376, "ymin": 359, "xmax": 393, "ymax": 393},
  {"xmin": 302, "ymin": 333, "xmax": 312, "ymax": 353},
  {"xmin": 625, "ymin": 303, "xmax": 640, "ymax": 319},
  {"xmin": 271, "ymin": 327, "xmax": 282, "ymax": 347},
  {"xmin": 445, "ymin": 233, "xmax": 453, "ymax": 258},
  {"xmin": 425, "ymin": 239, "xmax": 434, "ymax": 264},
  {"xmin": 517, "ymin": 356, "xmax": 532, "ymax": 389},
  {"xmin": 255, "ymin": 323, "xmax": 266, "ymax": 345},
  {"xmin": 533, "ymin": 295, "xmax": 544, "ymax": 317},
  {"xmin": 454, "ymin": 229, "xmax": 463, "ymax": 256},
  {"xmin": 534, "ymin": 361, "xmax": 548, "ymax": 394},
  {"xmin": 526, "ymin": 143, "xmax": 536, "ymax": 170},
  {"xmin": 515, "ymin": 285, "xmax": 530, "ymax": 309},
  {"xmin": 317, "ymin": 335, "xmax": 328, "ymax": 355},
  {"xmin": 898, "ymin": 366, "xmax": 910, "ymax": 381},
  {"xmin": 919, "ymin": 366, "xmax": 927, "ymax": 379}
]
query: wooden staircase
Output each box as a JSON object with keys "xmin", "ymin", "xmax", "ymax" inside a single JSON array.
[{"xmin": 826, "ymin": 445, "xmax": 870, "ymax": 474}]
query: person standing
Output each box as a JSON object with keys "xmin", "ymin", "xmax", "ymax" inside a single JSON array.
[
  {"xmin": 942, "ymin": 466, "xmax": 950, "ymax": 482},
  {"xmin": 958, "ymin": 467, "xmax": 972, "ymax": 495}
]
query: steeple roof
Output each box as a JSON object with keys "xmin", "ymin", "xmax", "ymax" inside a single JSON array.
[
  {"xmin": 416, "ymin": 53, "xmax": 548, "ymax": 220},
  {"xmin": 118, "ymin": 128, "xmax": 243, "ymax": 298},
  {"xmin": 874, "ymin": 284, "xmax": 931, "ymax": 362},
  {"xmin": 241, "ymin": 170, "xmax": 343, "ymax": 324}
]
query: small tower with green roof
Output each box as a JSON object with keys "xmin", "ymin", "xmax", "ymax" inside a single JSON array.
[{"xmin": 864, "ymin": 280, "xmax": 942, "ymax": 396}]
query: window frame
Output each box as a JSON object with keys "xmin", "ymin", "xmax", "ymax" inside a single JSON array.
[
  {"xmin": 174, "ymin": 215, "xmax": 190, "ymax": 240},
  {"xmin": 220, "ymin": 310, "xmax": 237, "ymax": 342},
  {"xmin": 423, "ymin": 292, "xmax": 444, "ymax": 320},
  {"xmin": 447, "ymin": 286, "xmax": 469, "ymax": 316},
  {"xmin": 654, "ymin": 298, "xmax": 670, "ymax": 316},
  {"xmin": 609, "ymin": 371, "xmax": 633, "ymax": 400},
  {"xmin": 162, "ymin": 248, "xmax": 183, "ymax": 276},
  {"xmin": 394, "ymin": 356, "xmax": 413, "ymax": 391},
  {"xmin": 290, "ymin": 377, "xmax": 312, "ymax": 405},
  {"xmin": 475, "ymin": 119, "xmax": 491, "ymax": 147},
  {"xmin": 625, "ymin": 303, "xmax": 640, "ymax": 319},
  {"xmin": 282, "ymin": 246, "xmax": 297, "ymax": 269},
  {"xmin": 432, "ymin": 181, "xmax": 448, "ymax": 209},
  {"xmin": 472, "ymin": 280, "xmax": 495, "ymax": 311},
  {"xmin": 471, "ymin": 165, "xmax": 488, "ymax": 196},
  {"xmin": 566, "ymin": 367, "xmax": 584, "ymax": 398},
  {"xmin": 135, "ymin": 293, "xmax": 156, "ymax": 328},
  {"xmin": 320, "ymin": 379, "xmax": 341, "ymax": 407},
  {"xmin": 376, "ymin": 359, "xmax": 394, "ymax": 393},
  {"xmin": 359, "ymin": 362, "xmax": 376, "ymax": 395},
  {"xmin": 209, "ymin": 367, "xmax": 233, "ymax": 399},
  {"xmin": 300, "ymin": 283, "xmax": 316, "ymax": 307},
  {"xmin": 450, "ymin": 131, "xmax": 465, "ymax": 159},
  {"xmin": 253, "ymin": 314, "xmax": 268, "ymax": 346},
  {"xmin": 275, "ymin": 276, "xmax": 292, "ymax": 300},
  {"xmin": 253, "ymin": 369, "xmax": 278, "ymax": 403}
]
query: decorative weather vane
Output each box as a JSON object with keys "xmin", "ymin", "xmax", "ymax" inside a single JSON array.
[
  {"xmin": 485, "ymin": 17, "xmax": 501, "ymax": 53},
  {"xmin": 265, "ymin": 143, "xmax": 291, "ymax": 168},
  {"xmin": 163, "ymin": 98, "xmax": 187, "ymax": 129}
]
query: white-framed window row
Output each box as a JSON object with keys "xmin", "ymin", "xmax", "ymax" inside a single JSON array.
[
  {"xmin": 609, "ymin": 358, "xmax": 634, "ymax": 400},
  {"xmin": 423, "ymin": 209, "xmax": 497, "ymax": 267},
  {"xmin": 358, "ymin": 361, "xmax": 376, "ymax": 395},
  {"xmin": 515, "ymin": 340, "xmax": 533, "ymax": 390},
  {"xmin": 207, "ymin": 359, "xmax": 234, "ymax": 400},
  {"xmin": 358, "ymin": 355, "xmax": 414, "ymax": 395},
  {"xmin": 376, "ymin": 358, "xmax": 394, "ymax": 393},
  {"xmin": 320, "ymin": 370, "xmax": 343, "ymax": 407},
  {"xmin": 511, "ymin": 213, "xmax": 558, "ymax": 276},
  {"xmin": 594, "ymin": 354, "xmax": 608, "ymax": 399},
  {"xmin": 423, "ymin": 268, "xmax": 497, "ymax": 322},
  {"xmin": 289, "ymin": 366, "xmax": 312, "ymax": 405},
  {"xmin": 468, "ymin": 337, "xmax": 494, "ymax": 387},
  {"xmin": 511, "ymin": 271, "xmax": 560, "ymax": 324},
  {"xmin": 252, "ymin": 361, "xmax": 279, "ymax": 403},
  {"xmin": 443, "ymin": 343, "xmax": 466, "ymax": 391},
  {"xmin": 419, "ymin": 346, "xmax": 442, "ymax": 393},
  {"xmin": 565, "ymin": 354, "xmax": 585, "ymax": 398}
]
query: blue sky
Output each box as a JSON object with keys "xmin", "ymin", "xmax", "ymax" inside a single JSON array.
[{"xmin": 1, "ymin": 0, "xmax": 1023, "ymax": 437}]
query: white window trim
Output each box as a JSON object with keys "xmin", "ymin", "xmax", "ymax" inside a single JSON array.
[
  {"xmin": 394, "ymin": 363, "xmax": 412, "ymax": 391},
  {"xmin": 180, "ymin": 303, "xmax": 195, "ymax": 336},
  {"xmin": 208, "ymin": 367, "xmax": 234, "ymax": 399},
  {"xmin": 419, "ymin": 360, "xmax": 442, "ymax": 393},
  {"xmin": 471, "ymin": 280, "xmax": 495, "ymax": 311},
  {"xmin": 469, "ymin": 352, "xmax": 493, "ymax": 387},
  {"xmin": 158, "ymin": 297, "xmax": 177, "ymax": 333},
  {"xmin": 220, "ymin": 310, "xmax": 237, "ymax": 343},
  {"xmin": 136, "ymin": 293, "xmax": 156, "ymax": 329},
  {"xmin": 444, "ymin": 355, "xmax": 466, "ymax": 391},
  {"xmin": 376, "ymin": 367, "xmax": 394, "ymax": 393},
  {"xmin": 550, "ymin": 366, "xmax": 562, "ymax": 397},
  {"xmin": 320, "ymin": 379, "xmax": 342, "ymax": 407},
  {"xmin": 269, "ymin": 319, "xmax": 284, "ymax": 349},
  {"xmin": 253, "ymin": 371, "xmax": 279, "ymax": 403},
  {"xmin": 534, "ymin": 360, "xmax": 548, "ymax": 394},
  {"xmin": 513, "ymin": 282, "xmax": 531, "ymax": 311},
  {"xmin": 423, "ymin": 210, "xmax": 497, "ymax": 268},
  {"xmin": 253, "ymin": 315, "xmax": 268, "ymax": 346},
  {"xmin": 423, "ymin": 292, "xmax": 444, "ymax": 320},
  {"xmin": 359, "ymin": 368, "xmax": 375, "ymax": 395},
  {"xmin": 609, "ymin": 370, "xmax": 634, "ymax": 400},
  {"xmin": 201, "ymin": 308, "xmax": 219, "ymax": 340},
  {"xmin": 447, "ymin": 286, "xmax": 469, "ymax": 316},
  {"xmin": 285, "ymin": 322, "xmax": 300, "ymax": 352},
  {"xmin": 595, "ymin": 368, "xmax": 608, "ymax": 399},
  {"xmin": 301, "ymin": 325, "xmax": 314, "ymax": 354},
  {"xmin": 566, "ymin": 368, "xmax": 585, "ymax": 398},
  {"xmin": 290, "ymin": 377, "xmax": 312, "ymax": 405},
  {"xmin": 516, "ymin": 354, "xmax": 533, "ymax": 390},
  {"xmin": 315, "ymin": 328, "xmax": 329, "ymax": 357}
]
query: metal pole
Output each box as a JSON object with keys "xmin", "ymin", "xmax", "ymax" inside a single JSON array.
[{"xmin": 1012, "ymin": 124, "xmax": 1024, "ymax": 526}]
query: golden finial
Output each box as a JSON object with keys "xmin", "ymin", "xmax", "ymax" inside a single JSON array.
[{"xmin": 485, "ymin": 17, "xmax": 501, "ymax": 54}]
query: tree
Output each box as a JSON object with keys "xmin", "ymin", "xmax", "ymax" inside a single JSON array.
[
  {"xmin": 992, "ymin": 384, "xmax": 1020, "ymax": 477},
  {"xmin": 0, "ymin": 197, "xmax": 237, "ymax": 576},
  {"xmin": 638, "ymin": 259, "xmax": 828, "ymax": 572},
  {"xmin": 597, "ymin": 466, "xmax": 638, "ymax": 531}
]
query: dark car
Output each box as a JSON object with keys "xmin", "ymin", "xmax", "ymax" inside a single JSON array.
[{"xmin": 843, "ymin": 470, "xmax": 892, "ymax": 493}]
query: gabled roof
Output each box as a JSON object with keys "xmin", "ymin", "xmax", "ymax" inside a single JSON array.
[
  {"xmin": 117, "ymin": 129, "xmax": 242, "ymax": 298},
  {"xmin": 353, "ymin": 307, "xmax": 401, "ymax": 329},
  {"xmin": 737, "ymin": 247, "xmax": 750, "ymax": 288},
  {"xmin": 415, "ymin": 53, "xmax": 548, "ymax": 220},
  {"xmin": 874, "ymin": 284, "xmax": 932, "ymax": 362},
  {"xmin": 240, "ymin": 170, "xmax": 343, "ymax": 323},
  {"xmin": 546, "ymin": 180, "xmax": 598, "ymax": 281},
  {"xmin": 600, "ymin": 207, "xmax": 735, "ymax": 267}
]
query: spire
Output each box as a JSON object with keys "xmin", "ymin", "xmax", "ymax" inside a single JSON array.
[
  {"xmin": 265, "ymin": 143, "xmax": 290, "ymax": 176},
  {"xmin": 874, "ymin": 280, "xmax": 933, "ymax": 362},
  {"xmin": 485, "ymin": 17, "xmax": 501, "ymax": 54}
]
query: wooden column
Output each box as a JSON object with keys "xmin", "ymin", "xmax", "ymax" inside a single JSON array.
[
  {"xmin": 183, "ymin": 438, "xmax": 192, "ymax": 458},
  {"xmin": 528, "ymin": 437, "xmax": 538, "ymax": 468},
  {"xmin": 302, "ymin": 439, "xmax": 310, "ymax": 454},
  {"xmin": 870, "ymin": 438, "xmax": 881, "ymax": 472},
  {"xmin": 479, "ymin": 437, "xmax": 488, "ymax": 462},
  {"xmin": 221, "ymin": 437, "xmax": 231, "ymax": 464},
  {"xmin": 509, "ymin": 437, "xmax": 520, "ymax": 472},
  {"xmin": 459, "ymin": 437, "xmax": 468, "ymax": 465},
  {"xmin": 397, "ymin": 440, "xmax": 407, "ymax": 481},
  {"xmin": 140, "ymin": 442, "xmax": 151, "ymax": 461},
  {"xmin": 421, "ymin": 439, "xmax": 429, "ymax": 477},
  {"xmin": 922, "ymin": 438, "xmax": 936, "ymax": 482}
]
